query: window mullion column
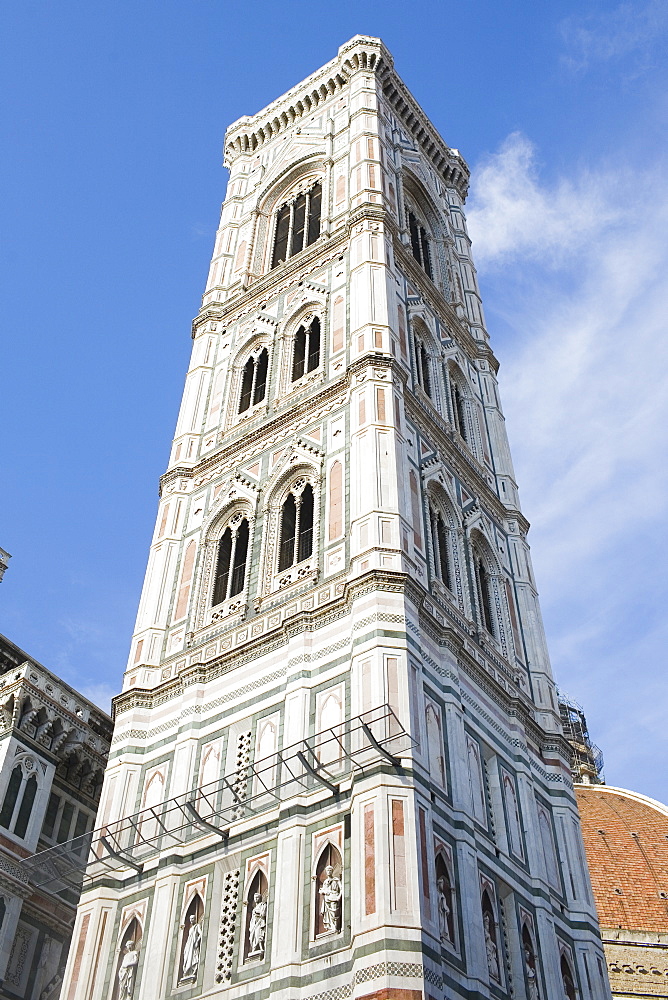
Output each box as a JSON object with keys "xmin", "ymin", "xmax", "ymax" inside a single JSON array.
[
  {"xmin": 293, "ymin": 496, "xmax": 302, "ymax": 566},
  {"xmin": 432, "ymin": 513, "xmax": 441, "ymax": 580},
  {"xmin": 226, "ymin": 532, "xmax": 238, "ymax": 601},
  {"xmin": 286, "ymin": 202, "xmax": 295, "ymax": 260},
  {"xmin": 250, "ymin": 358, "xmax": 258, "ymax": 406},
  {"xmin": 303, "ymin": 190, "xmax": 311, "ymax": 251}
]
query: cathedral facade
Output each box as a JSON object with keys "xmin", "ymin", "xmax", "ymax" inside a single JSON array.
[{"xmin": 55, "ymin": 36, "xmax": 610, "ymax": 1000}]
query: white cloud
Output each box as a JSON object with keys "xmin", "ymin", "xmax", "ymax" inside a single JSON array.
[{"xmin": 467, "ymin": 133, "xmax": 668, "ymax": 800}]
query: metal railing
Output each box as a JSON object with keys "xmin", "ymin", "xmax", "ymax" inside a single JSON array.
[{"xmin": 21, "ymin": 704, "xmax": 415, "ymax": 892}]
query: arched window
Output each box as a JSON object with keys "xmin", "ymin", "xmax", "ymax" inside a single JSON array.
[
  {"xmin": 450, "ymin": 378, "xmax": 467, "ymax": 440},
  {"xmin": 473, "ymin": 547, "xmax": 495, "ymax": 635},
  {"xmin": 429, "ymin": 507, "xmax": 452, "ymax": 590},
  {"xmin": 408, "ymin": 209, "xmax": 433, "ymax": 279},
  {"xmin": 412, "ymin": 335, "xmax": 432, "ymax": 398},
  {"xmin": 212, "ymin": 517, "xmax": 249, "ymax": 606},
  {"xmin": 0, "ymin": 766, "xmax": 22, "ymax": 829},
  {"xmin": 13, "ymin": 773, "xmax": 37, "ymax": 839},
  {"xmin": 239, "ymin": 349, "xmax": 268, "ymax": 413},
  {"xmin": 292, "ymin": 317, "xmax": 321, "ymax": 381},
  {"xmin": 314, "ymin": 843, "xmax": 343, "ymax": 936},
  {"xmin": 271, "ymin": 182, "xmax": 322, "ymax": 268},
  {"xmin": 435, "ymin": 853, "xmax": 455, "ymax": 944},
  {"xmin": 278, "ymin": 482, "xmax": 314, "ymax": 571}
]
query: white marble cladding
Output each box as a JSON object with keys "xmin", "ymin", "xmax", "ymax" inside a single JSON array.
[{"xmin": 61, "ymin": 35, "xmax": 611, "ymax": 1000}]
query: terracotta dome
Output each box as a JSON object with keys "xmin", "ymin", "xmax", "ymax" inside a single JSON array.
[{"xmin": 576, "ymin": 785, "xmax": 668, "ymax": 932}]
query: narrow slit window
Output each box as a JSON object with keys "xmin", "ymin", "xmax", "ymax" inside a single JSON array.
[
  {"xmin": 435, "ymin": 513, "xmax": 451, "ymax": 590},
  {"xmin": 420, "ymin": 345, "xmax": 431, "ymax": 397}
]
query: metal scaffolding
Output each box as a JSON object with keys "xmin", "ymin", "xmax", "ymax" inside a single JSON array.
[
  {"xmin": 558, "ymin": 692, "xmax": 604, "ymax": 784},
  {"xmin": 21, "ymin": 704, "xmax": 415, "ymax": 892}
]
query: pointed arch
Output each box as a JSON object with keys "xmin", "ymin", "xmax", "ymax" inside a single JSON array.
[{"xmin": 470, "ymin": 528, "xmax": 499, "ymax": 638}]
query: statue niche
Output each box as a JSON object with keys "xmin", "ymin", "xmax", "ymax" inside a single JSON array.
[
  {"xmin": 178, "ymin": 894, "xmax": 204, "ymax": 985},
  {"xmin": 522, "ymin": 923, "xmax": 540, "ymax": 1000},
  {"xmin": 112, "ymin": 918, "xmax": 142, "ymax": 1000},
  {"xmin": 243, "ymin": 870, "xmax": 268, "ymax": 962},
  {"xmin": 314, "ymin": 843, "xmax": 343, "ymax": 936},
  {"xmin": 481, "ymin": 890, "xmax": 501, "ymax": 983},
  {"xmin": 435, "ymin": 853, "xmax": 455, "ymax": 944}
]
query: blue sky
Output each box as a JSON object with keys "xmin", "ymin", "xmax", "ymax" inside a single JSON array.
[{"xmin": 1, "ymin": 1, "xmax": 666, "ymax": 802}]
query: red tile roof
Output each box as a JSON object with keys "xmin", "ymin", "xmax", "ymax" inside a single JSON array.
[{"xmin": 576, "ymin": 785, "xmax": 668, "ymax": 933}]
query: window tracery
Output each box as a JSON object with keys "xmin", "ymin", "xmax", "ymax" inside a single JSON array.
[
  {"xmin": 407, "ymin": 209, "xmax": 433, "ymax": 279},
  {"xmin": 271, "ymin": 181, "xmax": 322, "ymax": 268},
  {"xmin": 239, "ymin": 348, "xmax": 269, "ymax": 413},
  {"xmin": 291, "ymin": 317, "xmax": 321, "ymax": 382},
  {"xmin": 212, "ymin": 515, "xmax": 249, "ymax": 606},
  {"xmin": 429, "ymin": 504, "xmax": 452, "ymax": 591},
  {"xmin": 278, "ymin": 480, "xmax": 314, "ymax": 571}
]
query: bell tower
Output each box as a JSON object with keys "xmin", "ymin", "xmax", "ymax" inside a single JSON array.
[{"xmin": 49, "ymin": 36, "xmax": 610, "ymax": 1000}]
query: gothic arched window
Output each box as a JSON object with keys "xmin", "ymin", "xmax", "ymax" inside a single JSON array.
[
  {"xmin": 212, "ymin": 517, "xmax": 249, "ymax": 606},
  {"xmin": 408, "ymin": 209, "xmax": 433, "ymax": 279},
  {"xmin": 13, "ymin": 773, "xmax": 37, "ymax": 839},
  {"xmin": 429, "ymin": 506, "xmax": 452, "ymax": 590},
  {"xmin": 450, "ymin": 378, "xmax": 467, "ymax": 441},
  {"xmin": 412, "ymin": 332, "xmax": 433, "ymax": 399},
  {"xmin": 271, "ymin": 182, "xmax": 322, "ymax": 268},
  {"xmin": 278, "ymin": 482, "xmax": 314, "ymax": 571},
  {"xmin": 292, "ymin": 317, "xmax": 321, "ymax": 381},
  {"xmin": 0, "ymin": 766, "xmax": 22, "ymax": 829},
  {"xmin": 473, "ymin": 547, "xmax": 495, "ymax": 636},
  {"xmin": 239, "ymin": 349, "xmax": 269, "ymax": 413}
]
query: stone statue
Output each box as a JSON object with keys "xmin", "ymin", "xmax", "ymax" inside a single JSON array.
[
  {"xmin": 319, "ymin": 865, "xmax": 342, "ymax": 933},
  {"xmin": 248, "ymin": 892, "xmax": 267, "ymax": 957},
  {"xmin": 483, "ymin": 912, "xmax": 500, "ymax": 981},
  {"xmin": 179, "ymin": 914, "xmax": 202, "ymax": 982},
  {"xmin": 436, "ymin": 876, "xmax": 451, "ymax": 942},
  {"xmin": 524, "ymin": 944, "xmax": 539, "ymax": 1000},
  {"xmin": 117, "ymin": 941, "xmax": 139, "ymax": 1000}
]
